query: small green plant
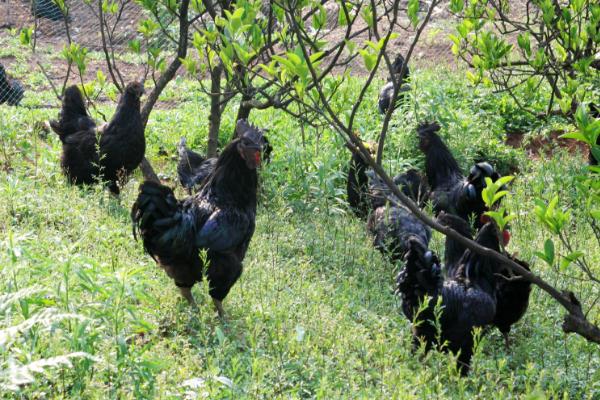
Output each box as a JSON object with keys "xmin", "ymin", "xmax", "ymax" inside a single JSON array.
[{"xmin": 482, "ymin": 175, "xmax": 516, "ymax": 232}]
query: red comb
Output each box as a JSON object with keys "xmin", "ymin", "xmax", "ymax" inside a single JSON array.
[
  {"xmin": 254, "ymin": 150, "xmax": 261, "ymax": 166},
  {"xmin": 502, "ymin": 229, "xmax": 511, "ymax": 246}
]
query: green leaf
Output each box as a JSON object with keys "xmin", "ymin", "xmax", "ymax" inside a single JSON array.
[
  {"xmin": 338, "ymin": 6, "xmax": 348, "ymax": 26},
  {"xmin": 19, "ymin": 28, "xmax": 33, "ymax": 46},
  {"xmin": 449, "ymin": 0, "xmax": 464, "ymax": 13},
  {"xmin": 560, "ymin": 131, "xmax": 588, "ymax": 144},
  {"xmin": 358, "ymin": 50, "xmax": 376, "ymax": 72},
  {"xmin": 128, "ymin": 39, "xmax": 141, "ymax": 54},
  {"xmin": 361, "ymin": 6, "xmax": 374, "ymax": 28},
  {"xmin": 560, "ymin": 251, "xmax": 583, "ymax": 271},
  {"xmin": 408, "ymin": 0, "xmax": 420, "ymax": 27},
  {"xmin": 544, "ymin": 239, "xmax": 555, "ymax": 266}
]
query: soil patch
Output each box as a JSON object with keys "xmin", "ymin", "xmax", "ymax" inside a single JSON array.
[{"xmin": 505, "ymin": 130, "xmax": 589, "ymax": 160}]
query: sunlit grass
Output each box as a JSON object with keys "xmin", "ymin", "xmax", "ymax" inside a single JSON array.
[{"xmin": 0, "ymin": 62, "xmax": 598, "ymax": 398}]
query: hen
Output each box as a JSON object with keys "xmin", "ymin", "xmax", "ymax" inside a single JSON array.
[
  {"xmin": 366, "ymin": 170, "xmax": 431, "ymax": 263},
  {"xmin": 50, "ymin": 82, "xmax": 145, "ymax": 195},
  {"xmin": 378, "ymin": 54, "xmax": 411, "ymax": 115},
  {"xmin": 0, "ymin": 64, "xmax": 24, "ymax": 106},
  {"xmin": 177, "ymin": 134, "xmax": 272, "ymax": 194},
  {"xmin": 396, "ymin": 222, "xmax": 500, "ymax": 375},
  {"xmin": 346, "ymin": 148, "xmax": 373, "ymax": 219},
  {"xmin": 436, "ymin": 212, "xmax": 473, "ymax": 278},
  {"xmin": 492, "ymin": 254, "xmax": 532, "ymax": 349},
  {"xmin": 177, "ymin": 137, "xmax": 217, "ymax": 194},
  {"xmin": 418, "ymin": 122, "xmax": 500, "ymax": 225},
  {"xmin": 131, "ymin": 120, "xmax": 263, "ymax": 317},
  {"xmin": 49, "ymin": 85, "xmax": 96, "ymax": 137}
]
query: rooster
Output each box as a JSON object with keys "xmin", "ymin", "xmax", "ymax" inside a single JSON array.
[
  {"xmin": 396, "ymin": 222, "xmax": 500, "ymax": 375},
  {"xmin": 178, "ymin": 134, "xmax": 272, "ymax": 194},
  {"xmin": 0, "ymin": 64, "xmax": 24, "ymax": 106},
  {"xmin": 378, "ymin": 54, "xmax": 411, "ymax": 115},
  {"xmin": 49, "ymin": 82, "xmax": 145, "ymax": 195},
  {"xmin": 418, "ymin": 122, "xmax": 501, "ymax": 226},
  {"xmin": 131, "ymin": 120, "xmax": 263, "ymax": 318},
  {"xmin": 439, "ymin": 212, "xmax": 526, "ymax": 348}
]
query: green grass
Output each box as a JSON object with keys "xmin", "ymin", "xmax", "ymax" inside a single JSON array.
[{"xmin": 1, "ymin": 59, "xmax": 599, "ymax": 398}]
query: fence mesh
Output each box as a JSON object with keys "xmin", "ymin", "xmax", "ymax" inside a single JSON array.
[{"xmin": 1, "ymin": 0, "xmax": 455, "ymax": 110}]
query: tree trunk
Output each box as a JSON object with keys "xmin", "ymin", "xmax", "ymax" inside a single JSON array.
[
  {"xmin": 138, "ymin": 0, "xmax": 190, "ymax": 183},
  {"xmin": 207, "ymin": 65, "xmax": 223, "ymax": 158},
  {"xmin": 233, "ymin": 93, "xmax": 253, "ymax": 138}
]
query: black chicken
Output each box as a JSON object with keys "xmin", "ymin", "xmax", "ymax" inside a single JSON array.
[
  {"xmin": 131, "ymin": 120, "xmax": 263, "ymax": 318},
  {"xmin": 492, "ymin": 255, "xmax": 532, "ymax": 349},
  {"xmin": 418, "ymin": 122, "xmax": 501, "ymax": 225},
  {"xmin": 178, "ymin": 134, "xmax": 272, "ymax": 194},
  {"xmin": 346, "ymin": 147, "xmax": 373, "ymax": 219},
  {"xmin": 0, "ymin": 64, "xmax": 24, "ymax": 106},
  {"xmin": 396, "ymin": 222, "xmax": 500, "ymax": 375},
  {"xmin": 49, "ymin": 82, "xmax": 145, "ymax": 195},
  {"xmin": 436, "ymin": 211, "xmax": 473, "ymax": 279},
  {"xmin": 49, "ymin": 85, "xmax": 96, "ymax": 137},
  {"xmin": 177, "ymin": 137, "xmax": 217, "ymax": 194},
  {"xmin": 378, "ymin": 54, "xmax": 411, "ymax": 115},
  {"xmin": 439, "ymin": 212, "xmax": 527, "ymax": 349},
  {"xmin": 366, "ymin": 170, "xmax": 431, "ymax": 263}
]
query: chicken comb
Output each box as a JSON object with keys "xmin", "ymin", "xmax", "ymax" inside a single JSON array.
[{"xmin": 235, "ymin": 119, "xmax": 264, "ymax": 148}]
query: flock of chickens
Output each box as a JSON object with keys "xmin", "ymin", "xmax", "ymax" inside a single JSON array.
[
  {"xmin": 4, "ymin": 49, "xmax": 538, "ymax": 376},
  {"xmin": 347, "ymin": 120, "xmax": 532, "ymax": 375}
]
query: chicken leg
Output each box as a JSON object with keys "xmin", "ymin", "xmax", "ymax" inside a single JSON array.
[
  {"xmin": 212, "ymin": 298, "xmax": 225, "ymax": 319},
  {"xmin": 179, "ymin": 287, "xmax": 197, "ymax": 307},
  {"xmin": 502, "ymin": 332, "xmax": 510, "ymax": 350}
]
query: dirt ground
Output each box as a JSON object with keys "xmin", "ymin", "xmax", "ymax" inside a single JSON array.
[
  {"xmin": 505, "ymin": 130, "xmax": 590, "ymax": 160},
  {"xmin": 0, "ymin": 1, "xmax": 459, "ymax": 83}
]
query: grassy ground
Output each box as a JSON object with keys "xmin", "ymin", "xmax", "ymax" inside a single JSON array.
[{"xmin": 1, "ymin": 61, "xmax": 599, "ymax": 398}]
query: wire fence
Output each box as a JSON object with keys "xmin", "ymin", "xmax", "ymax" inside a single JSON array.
[
  {"xmin": 0, "ymin": 0, "xmax": 456, "ymax": 110},
  {"xmin": 1, "ymin": 0, "xmax": 168, "ymax": 107}
]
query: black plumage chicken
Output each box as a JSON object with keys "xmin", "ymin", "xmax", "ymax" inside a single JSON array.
[
  {"xmin": 178, "ymin": 134, "xmax": 272, "ymax": 194},
  {"xmin": 418, "ymin": 122, "xmax": 500, "ymax": 225},
  {"xmin": 131, "ymin": 120, "xmax": 263, "ymax": 317},
  {"xmin": 378, "ymin": 54, "xmax": 411, "ymax": 115},
  {"xmin": 0, "ymin": 64, "xmax": 24, "ymax": 106},
  {"xmin": 49, "ymin": 85, "xmax": 96, "ymax": 137},
  {"xmin": 436, "ymin": 212, "xmax": 473, "ymax": 279},
  {"xmin": 440, "ymin": 212, "xmax": 528, "ymax": 348},
  {"xmin": 396, "ymin": 222, "xmax": 500, "ymax": 375},
  {"xmin": 177, "ymin": 137, "xmax": 217, "ymax": 194},
  {"xmin": 346, "ymin": 146, "xmax": 374, "ymax": 219},
  {"xmin": 492, "ymin": 254, "xmax": 532, "ymax": 349},
  {"xmin": 49, "ymin": 82, "xmax": 145, "ymax": 195},
  {"xmin": 366, "ymin": 170, "xmax": 431, "ymax": 263}
]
